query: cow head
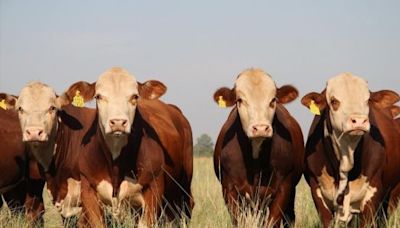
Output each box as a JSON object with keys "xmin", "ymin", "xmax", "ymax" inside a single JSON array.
[
  {"xmin": 63, "ymin": 67, "xmax": 166, "ymax": 158},
  {"xmin": 302, "ymin": 73, "xmax": 400, "ymax": 136},
  {"xmin": 7, "ymin": 82, "xmax": 69, "ymax": 143},
  {"xmin": 214, "ymin": 69, "xmax": 298, "ymax": 139}
]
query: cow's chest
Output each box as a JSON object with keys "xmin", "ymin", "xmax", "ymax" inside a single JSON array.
[
  {"xmin": 316, "ymin": 167, "xmax": 377, "ymax": 222},
  {"xmin": 95, "ymin": 177, "xmax": 144, "ymax": 214}
]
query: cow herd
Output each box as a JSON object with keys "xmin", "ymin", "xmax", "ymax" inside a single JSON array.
[{"xmin": 0, "ymin": 67, "xmax": 399, "ymax": 227}]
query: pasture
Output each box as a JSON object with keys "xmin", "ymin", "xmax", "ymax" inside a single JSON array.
[{"xmin": 1, "ymin": 157, "xmax": 400, "ymax": 227}]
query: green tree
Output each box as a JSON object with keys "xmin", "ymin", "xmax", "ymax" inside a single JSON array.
[{"xmin": 194, "ymin": 134, "xmax": 214, "ymax": 157}]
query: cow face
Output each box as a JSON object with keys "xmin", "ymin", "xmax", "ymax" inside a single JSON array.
[
  {"xmin": 13, "ymin": 82, "xmax": 68, "ymax": 142},
  {"xmin": 302, "ymin": 73, "xmax": 400, "ymax": 136},
  {"xmin": 214, "ymin": 69, "xmax": 298, "ymax": 139},
  {"xmin": 63, "ymin": 67, "xmax": 166, "ymax": 158},
  {"xmin": 326, "ymin": 74, "xmax": 371, "ymax": 135}
]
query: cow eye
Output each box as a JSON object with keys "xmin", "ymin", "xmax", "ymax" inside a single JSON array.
[
  {"xmin": 94, "ymin": 94, "xmax": 102, "ymax": 100},
  {"xmin": 49, "ymin": 106, "xmax": 57, "ymax": 112},
  {"xmin": 18, "ymin": 107, "xmax": 24, "ymax": 113},
  {"xmin": 131, "ymin": 94, "xmax": 139, "ymax": 100},
  {"xmin": 269, "ymin": 97, "xmax": 277, "ymax": 108},
  {"xmin": 330, "ymin": 97, "xmax": 340, "ymax": 110},
  {"xmin": 236, "ymin": 98, "xmax": 243, "ymax": 107}
]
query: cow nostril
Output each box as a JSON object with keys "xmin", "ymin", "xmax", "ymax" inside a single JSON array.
[
  {"xmin": 363, "ymin": 119, "xmax": 368, "ymax": 124},
  {"xmin": 26, "ymin": 130, "xmax": 31, "ymax": 136},
  {"xmin": 264, "ymin": 125, "xmax": 270, "ymax": 131},
  {"xmin": 38, "ymin": 130, "xmax": 43, "ymax": 136},
  {"xmin": 122, "ymin": 120, "xmax": 127, "ymax": 126},
  {"xmin": 351, "ymin": 119, "xmax": 357, "ymax": 124},
  {"xmin": 110, "ymin": 120, "xmax": 115, "ymax": 126}
]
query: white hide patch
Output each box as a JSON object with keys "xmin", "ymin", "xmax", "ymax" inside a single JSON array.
[
  {"xmin": 316, "ymin": 167, "xmax": 377, "ymax": 223},
  {"xmin": 96, "ymin": 178, "xmax": 144, "ymax": 218},
  {"xmin": 54, "ymin": 178, "xmax": 82, "ymax": 218}
]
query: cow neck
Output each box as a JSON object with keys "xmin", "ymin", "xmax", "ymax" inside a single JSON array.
[
  {"xmin": 324, "ymin": 109, "xmax": 363, "ymax": 206},
  {"xmin": 28, "ymin": 121, "xmax": 60, "ymax": 172},
  {"xmin": 98, "ymin": 118, "xmax": 128, "ymax": 161},
  {"xmin": 234, "ymin": 110, "xmax": 271, "ymax": 184}
]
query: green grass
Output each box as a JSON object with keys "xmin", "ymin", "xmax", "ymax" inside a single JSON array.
[{"xmin": 1, "ymin": 157, "xmax": 400, "ymax": 227}]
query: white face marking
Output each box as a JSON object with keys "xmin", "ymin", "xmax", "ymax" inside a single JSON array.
[
  {"xmin": 54, "ymin": 178, "xmax": 82, "ymax": 218},
  {"xmin": 235, "ymin": 69, "xmax": 277, "ymax": 139},
  {"xmin": 16, "ymin": 82, "xmax": 63, "ymax": 170},
  {"xmin": 16, "ymin": 82, "xmax": 60, "ymax": 142},
  {"xmin": 95, "ymin": 67, "xmax": 139, "ymax": 159},
  {"xmin": 326, "ymin": 73, "xmax": 370, "ymax": 135}
]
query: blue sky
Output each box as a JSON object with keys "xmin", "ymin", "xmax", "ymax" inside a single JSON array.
[{"xmin": 1, "ymin": 0, "xmax": 399, "ymax": 140}]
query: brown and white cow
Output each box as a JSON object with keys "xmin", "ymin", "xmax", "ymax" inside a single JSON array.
[
  {"xmin": 213, "ymin": 68, "xmax": 304, "ymax": 227},
  {"xmin": 301, "ymin": 73, "xmax": 400, "ymax": 227},
  {"xmin": 63, "ymin": 67, "xmax": 193, "ymax": 227},
  {"xmin": 4, "ymin": 82, "xmax": 97, "ymax": 225},
  {"xmin": 0, "ymin": 93, "xmax": 30, "ymax": 216}
]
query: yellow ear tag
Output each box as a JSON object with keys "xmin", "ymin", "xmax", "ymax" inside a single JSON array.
[
  {"xmin": 72, "ymin": 90, "xmax": 85, "ymax": 107},
  {"xmin": 0, "ymin": 99, "xmax": 7, "ymax": 110},
  {"xmin": 218, "ymin": 96, "xmax": 226, "ymax": 108},
  {"xmin": 309, "ymin": 100, "xmax": 320, "ymax": 115}
]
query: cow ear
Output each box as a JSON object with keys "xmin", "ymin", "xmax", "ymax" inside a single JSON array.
[
  {"xmin": 213, "ymin": 87, "xmax": 236, "ymax": 107},
  {"xmin": 276, "ymin": 85, "xmax": 298, "ymax": 104},
  {"xmin": 138, "ymin": 80, "xmax": 167, "ymax": 100},
  {"xmin": 61, "ymin": 81, "xmax": 96, "ymax": 106},
  {"xmin": 370, "ymin": 90, "xmax": 400, "ymax": 109},
  {"xmin": 301, "ymin": 90, "xmax": 327, "ymax": 110},
  {"xmin": 0, "ymin": 93, "xmax": 18, "ymax": 109},
  {"xmin": 389, "ymin": 105, "xmax": 400, "ymax": 119}
]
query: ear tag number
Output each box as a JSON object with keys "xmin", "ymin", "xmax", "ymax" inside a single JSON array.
[
  {"xmin": 72, "ymin": 90, "xmax": 85, "ymax": 107},
  {"xmin": 309, "ymin": 100, "xmax": 320, "ymax": 115},
  {"xmin": 0, "ymin": 99, "xmax": 7, "ymax": 110},
  {"xmin": 218, "ymin": 96, "xmax": 226, "ymax": 108}
]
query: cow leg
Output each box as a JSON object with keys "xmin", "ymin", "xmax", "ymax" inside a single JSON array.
[
  {"xmin": 359, "ymin": 182, "xmax": 384, "ymax": 227},
  {"xmin": 141, "ymin": 174, "xmax": 164, "ymax": 226},
  {"xmin": 78, "ymin": 176, "xmax": 104, "ymax": 228},
  {"xmin": 308, "ymin": 178, "xmax": 333, "ymax": 228},
  {"xmin": 266, "ymin": 174, "xmax": 293, "ymax": 228},
  {"xmin": 24, "ymin": 178, "xmax": 45, "ymax": 226},
  {"xmin": 2, "ymin": 181, "xmax": 26, "ymax": 214},
  {"xmin": 282, "ymin": 187, "xmax": 296, "ymax": 228},
  {"xmin": 388, "ymin": 182, "xmax": 400, "ymax": 214}
]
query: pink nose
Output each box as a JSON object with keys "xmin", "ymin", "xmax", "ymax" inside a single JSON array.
[
  {"xmin": 24, "ymin": 128, "xmax": 46, "ymax": 141},
  {"xmin": 251, "ymin": 124, "xmax": 271, "ymax": 137},
  {"xmin": 109, "ymin": 119, "xmax": 128, "ymax": 131},
  {"xmin": 349, "ymin": 116, "xmax": 369, "ymax": 130}
]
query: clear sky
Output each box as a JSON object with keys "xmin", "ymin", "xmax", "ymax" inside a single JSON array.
[{"xmin": 1, "ymin": 0, "xmax": 399, "ymax": 141}]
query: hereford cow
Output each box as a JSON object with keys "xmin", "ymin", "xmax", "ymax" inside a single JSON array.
[
  {"xmin": 63, "ymin": 67, "xmax": 193, "ymax": 227},
  {"xmin": 0, "ymin": 93, "xmax": 48, "ymax": 224},
  {"xmin": 1, "ymin": 82, "xmax": 100, "ymax": 226},
  {"xmin": 301, "ymin": 73, "xmax": 400, "ymax": 227},
  {"xmin": 213, "ymin": 68, "xmax": 304, "ymax": 227}
]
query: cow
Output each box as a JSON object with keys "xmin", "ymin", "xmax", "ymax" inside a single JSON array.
[
  {"xmin": 212, "ymin": 68, "xmax": 304, "ymax": 227},
  {"xmin": 301, "ymin": 73, "xmax": 400, "ymax": 227},
  {"xmin": 62, "ymin": 67, "xmax": 194, "ymax": 227},
  {"xmin": 0, "ymin": 93, "xmax": 47, "ymax": 225},
  {"xmin": 3, "ymin": 82, "xmax": 99, "ymax": 226}
]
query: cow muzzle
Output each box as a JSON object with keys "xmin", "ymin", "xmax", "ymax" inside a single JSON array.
[
  {"xmin": 23, "ymin": 127, "xmax": 48, "ymax": 142},
  {"xmin": 248, "ymin": 124, "xmax": 273, "ymax": 138},
  {"xmin": 346, "ymin": 115, "xmax": 370, "ymax": 135},
  {"xmin": 108, "ymin": 118, "xmax": 130, "ymax": 136}
]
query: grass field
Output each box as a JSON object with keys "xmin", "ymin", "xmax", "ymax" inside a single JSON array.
[{"xmin": 1, "ymin": 157, "xmax": 400, "ymax": 227}]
